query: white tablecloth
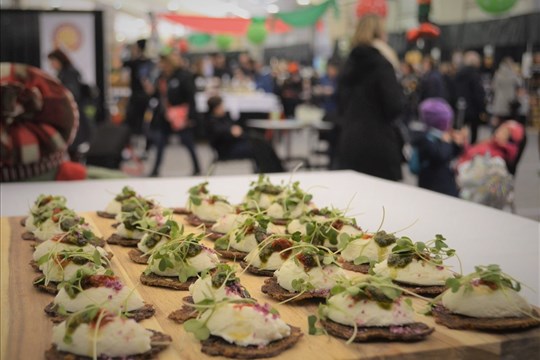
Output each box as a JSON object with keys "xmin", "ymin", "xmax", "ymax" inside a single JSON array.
[
  {"xmin": 196, "ymin": 92, "xmax": 281, "ymax": 120},
  {"xmin": 1, "ymin": 170, "xmax": 538, "ymax": 305}
]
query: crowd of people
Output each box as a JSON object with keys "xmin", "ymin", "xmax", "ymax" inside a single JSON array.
[{"xmin": 30, "ymin": 14, "xmax": 539, "ymax": 207}]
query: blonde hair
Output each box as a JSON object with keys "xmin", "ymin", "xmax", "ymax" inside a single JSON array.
[
  {"xmin": 463, "ymin": 51, "xmax": 481, "ymax": 68},
  {"xmin": 351, "ymin": 14, "xmax": 385, "ymax": 47}
]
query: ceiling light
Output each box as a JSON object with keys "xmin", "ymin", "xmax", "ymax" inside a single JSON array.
[
  {"xmin": 113, "ymin": 1, "xmax": 122, "ymax": 10},
  {"xmin": 297, "ymin": 0, "xmax": 310, "ymax": 5},
  {"xmin": 266, "ymin": 4, "xmax": 279, "ymax": 13},
  {"xmin": 167, "ymin": 1, "xmax": 179, "ymax": 11}
]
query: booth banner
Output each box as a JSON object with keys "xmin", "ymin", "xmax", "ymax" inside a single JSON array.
[{"xmin": 39, "ymin": 13, "xmax": 96, "ymax": 85}]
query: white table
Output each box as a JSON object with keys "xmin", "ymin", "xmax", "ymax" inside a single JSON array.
[
  {"xmin": 1, "ymin": 170, "xmax": 539, "ymax": 305},
  {"xmin": 195, "ymin": 91, "xmax": 282, "ymax": 120}
]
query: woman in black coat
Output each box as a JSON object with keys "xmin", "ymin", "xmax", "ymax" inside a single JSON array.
[{"xmin": 336, "ymin": 15, "xmax": 404, "ymax": 181}]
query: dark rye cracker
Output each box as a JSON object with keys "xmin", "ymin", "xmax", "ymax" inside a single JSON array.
[
  {"xmin": 140, "ymin": 272, "xmax": 196, "ymax": 290},
  {"xmin": 173, "ymin": 207, "xmax": 191, "ymax": 215},
  {"xmin": 186, "ymin": 214, "xmax": 215, "ymax": 228},
  {"xmin": 393, "ymin": 281, "xmax": 447, "ymax": 297},
  {"xmin": 129, "ymin": 249, "xmax": 150, "ymax": 264},
  {"xmin": 44, "ymin": 329, "xmax": 172, "ymax": 360},
  {"xmin": 261, "ymin": 277, "xmax": 328, "ymax": 302},
  {"xmin": 432, "ymin": 304, "xmax": 540, "ymax": 331},
  {"xmin": 22, "ymin": 231, "xmax": 36, "ymax": 241},
  {"xmin": 215, "ymin": 248, "xmax": 248, "ymax": 261},
  {"xmin": 168, "ymin": 296, "xmax": 197, "ymax": 324},
  {"xmin": 200, "ymin": 325, "xmax": 302, "ymax": 359},
  {"xmin": 339, "ymin": 260, "xmax": 370, "ymax": 274},
  {"xmin": 96, "ymin": 211, "xmax": 116, "ymax": 219},
  {"xmin": 205, "ymin": 230, "xmax": 223, "ymax": 241},
  {"xmin": 270, "ymin": 218, "xmax": 288, "ymax": 226},
  {"xmin": 240, "ymin": 261, "xmax": 275, "ymax": 277},
  {"xmin": 321, "ymin": 319, "xmax": 434, "ymax": 342},
  {"xmin": 107, "ymin": 233, "xmax": 140, "ymax": 247},
  {"xmin": 33, "ymin": 275, "xmax": 59, "ymax": 295},
  {"xmin": 44, "ymin": 302, "xmax": 156, "ymax": 323}
]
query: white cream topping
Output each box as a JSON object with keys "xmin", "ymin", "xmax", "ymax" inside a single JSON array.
[
  {"xmin": 25, "ymin": 214, "xmax": 37, "ymax": 232},
  {"xmin": 340, "ymin": 236, "xmax": 391, "ymax": 263},
  {"xmin": 267, "ymin": 223, "xmax": 287, "ymax": 235},
  {"xmin": 148, "ymin": 248, "xmax": 219, "ymax": 277},
  {"xmin": 244, "ymin": 193, "xmax": 280, "ymax": 210},
  {"xmin": 33, "ymin": 240, "xmax": 108, "ymax": 262},
  {"xmin": 190, "ymin": 199, "xmax": 234, "ymax": 222},
  {"xmin": 442, "ymin": 284, "xmax": 532, "ymax": 318},
  {"xmin": 54, "ymin": 286, "xmax": 145, "ymax": 313},
  {"xmin": 116, "ymin": 223, "xmax": 145, "ymax": 240},
  {"xmin": 244, "ymin": 250, "xmax": 286, "ymax": 271},
  {"xmin": 33, "ymin": 218, "xmax": 63, "ymax": 242},
  {"xmin": 40, "ymin": 261, "xmax": 107, "ymax": 283},
  {"xmin": 266, "ymin": 202, "xmax": 309, "ymax": 220},
  {"xmin": 202, "ymin": 303, "xmax": 290, "ymax": 347},
  {"xmin": 189, "ymin": 276, "xmax": 244, "ymax": 304},
  {"xmin": 324, "ymin": 292, "xmax": 415, "ymax": 327},
  {"xmin": 373, "ymin": 259, "xmax": 454, "ymax": 286},
  {"xmin": 104, "ymin": 200, "xmax": 122, "ymax": 214},
  {"xmin": 228, "ymin": 233, "xmax": 258, "ymax": 253},
  {"xmin": 211, "ymin": 213, "xmax": 248, "ymax": 234},
  {"xmin": 274, "ymin": 258, "xmax": 348, "ymax": 293},
  {"xmin": 52, "ymin": 317, "xmax": 152, "ymax": 357}
]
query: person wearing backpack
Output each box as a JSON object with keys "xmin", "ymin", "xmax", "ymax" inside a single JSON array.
[{"xmin": 410, "ymin": 98, "xmax": 467, "ymax": 197}]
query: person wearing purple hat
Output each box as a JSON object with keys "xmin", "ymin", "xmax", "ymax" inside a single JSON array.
[{"xmin": 410, "ymin": 98, "xmax": 467, "ymax": 196}]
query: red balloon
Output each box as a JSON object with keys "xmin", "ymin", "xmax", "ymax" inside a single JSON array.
[
  {"xmin": 356, "ymin": 0, "xmax": 388, "ymax": 18},
  {"xmin": 178, "ymin": 38, "xmax": 189, "ymax": 54}
]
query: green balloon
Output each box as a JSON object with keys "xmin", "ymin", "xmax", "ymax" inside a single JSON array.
[
  {"xmin": 188, "ymin": 33, "xmax": 212, "ymax": 47},
  {"xmin": 215, "ymin": 34, "xmax": 233, "ymax": 50},
  {"xmin": 247, "ymin": 23, "xmax": 267, "ymax": 45},
  {"xmin": 475, "ymin": 0, "xmax": 517, "ymax": 14}
]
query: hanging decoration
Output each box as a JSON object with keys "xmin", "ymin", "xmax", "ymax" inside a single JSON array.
[
  {"xmin": 178, "ymin": 38, "xmax": 189, "ymax": 53},
  {"xmin": 159, "ymin": 14, "xmax": 290, "ymax": 35},
  {"xmin": 406, "ymin": 0, "xmax": 440, "ymax": 42},
  {"xmin": 246, "ymin": 18, "xmax": 267, "ymax": 45},
  {"xmin": 274, "ymin": 0, "xmax": 339, "ymax": 28},
  {"xmin": 187, "ymin": 33, "xmax": 212, "ymax": 47},
  {"xmin": 215, "ymin": 34, "xmax": 233, "ymax": 51},
  {"xmin": 475, "ymin": 0, "xmax": 517, "ymax": 14},
  {"xmin": 356, "ymin": 0, "xmax": 388, "ymax": 18}
]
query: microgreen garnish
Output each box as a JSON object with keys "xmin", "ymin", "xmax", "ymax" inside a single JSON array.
[
  {"xmin": 59, "ymin": 267, "xmax": 116, "ymax": 299},
  {"xmin": 387, "ymin": 234, "xmax": 457, "ymax": 269},
  {"xmin": 446, "ymin": 264, "xmax": 521, "ymax": 293},
  {"xmin": 114, "ymin": 186, "xmax": 137, "ymax": 202},
  {"xmin": 145, "ymin": 233, "xmax": 209, "ymax": 282},
  {"xmin": 188, "ymin": 182, "xmax": 209, "ymax": 206}
]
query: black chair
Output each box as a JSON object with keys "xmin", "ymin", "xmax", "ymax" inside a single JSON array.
[{"xmin": 85, "ymin": 122, "xmax": 131, "ymax": 169}]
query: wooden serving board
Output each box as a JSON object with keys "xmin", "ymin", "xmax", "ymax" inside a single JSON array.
[{"xmin": 1, "ymin": 213, "xmax": 539, "ymax": 360}]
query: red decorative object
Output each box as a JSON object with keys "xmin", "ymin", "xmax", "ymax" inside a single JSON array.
[
  {"xmin": 356, "ymin": 0, "xmax": 388, "ymax": 18},
  {"xmin": 406, "ymin": 22, "xmax": 440, "ymax": 42},
  {"xmin": 160, "ymin": 13, "xmax": 290, "ymax": 35},
  {"xmin": 178, "ymin": 38, "xmax": 189, "ymax": 54}
]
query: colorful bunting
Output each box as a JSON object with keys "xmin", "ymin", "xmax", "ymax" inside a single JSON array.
[{"xmin": 275, "ymin": 0, "xmax": 338, "ymax": 28}]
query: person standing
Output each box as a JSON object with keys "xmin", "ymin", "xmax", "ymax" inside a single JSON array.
[
  {"xmin": 123, "ymin": 39, "xmax": 153, "ymax": 139},
  {"xmin": 419, "ymin": 56, "xmax": 448, "ymax": 102},
  {"xmin": 144, "ymin": 53, "xmax": 201, "ymax": 177},
  {"xmin": 491, "ymin": 57, "xmax": 521, "ymax": 121},
  {"xmin": 335, "ymin": 14, "xmax": 404, "ymax": 181},
  {"xmin": 454, "ymin": 51, "xmax": 486, "ymax": 144},
  {"xmin": 47, "ymin": 49, "xmax": 90, "ymax": 160}
]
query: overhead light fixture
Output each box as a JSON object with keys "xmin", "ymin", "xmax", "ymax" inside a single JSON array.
[
  {"xmin": 266, "ymin": 4, "xmax": 279, "ymax": 14},
  {"xmin": 49, "ymin": 0, "xmax": 62, "ymax": 8},
  {"xmin": 113, "ymin": 1, "xmax": 122, "ymax": 10},
  {"xmin": 167, "ymin": 1, "xmax": 179, "ymax": 11},
  {"xmin": 297, "ymin": 0, "xmax": 311, "ymax": 5}
]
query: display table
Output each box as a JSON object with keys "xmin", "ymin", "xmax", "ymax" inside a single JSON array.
[
  {"xmin": 196, "ymin": 91, "xmax": 281, "ymax": 120},
  {"xmin": 1, "ymin": 171, "xmax": 539, "ymax": 359}
]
